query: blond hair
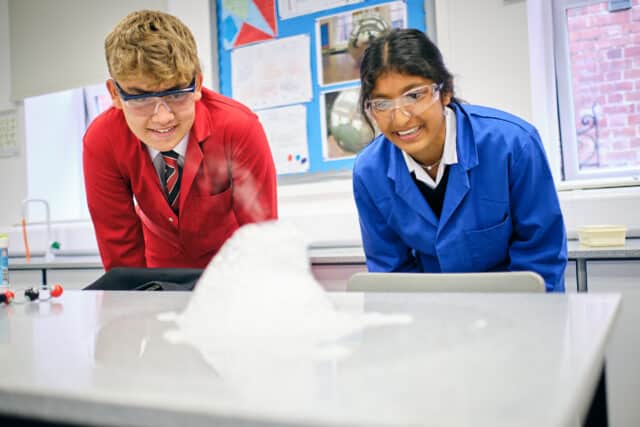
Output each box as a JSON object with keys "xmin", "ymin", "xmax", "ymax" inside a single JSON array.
[{"xmin": 105, "ymin": 10, "xmax": 201, "ymax": 86}]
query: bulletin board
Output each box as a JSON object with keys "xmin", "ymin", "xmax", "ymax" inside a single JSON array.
[{"xmin": 213, "ymin": 0, "xmax": 427, "ymax": 177}]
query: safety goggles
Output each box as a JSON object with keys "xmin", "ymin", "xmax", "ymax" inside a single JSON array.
[
  {"xmin": 114, "ymin": 78, "xmax": 196, "ymax": 116},
  {"xmin": 365, "ymin": 83, "xmax": 443, "ymax": 120}
]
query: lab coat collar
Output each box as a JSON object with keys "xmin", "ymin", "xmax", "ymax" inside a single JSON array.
[
  {"xmin": 386, "ymin": 102, "xmax": 479, "ymax": 229},
  {"xmin": 450, "ymin": 102, "xmax": 479, "ymax": 171}
]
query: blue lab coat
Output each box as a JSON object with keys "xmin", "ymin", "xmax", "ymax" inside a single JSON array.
[{"xmin": 352, "ymin": 103, "xmax": 568, "ymax": 292}]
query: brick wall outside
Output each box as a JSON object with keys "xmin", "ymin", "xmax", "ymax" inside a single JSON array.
[{"xmin": 567, "ymin": 0, "xmax": 640, "ymax": 170}]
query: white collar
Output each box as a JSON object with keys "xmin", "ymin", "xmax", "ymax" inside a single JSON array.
[
  {"xmin": 146, "ymin": 133, "xmax": 189, "ymax": 162},
  {"xmin": 403, "ymin": 105, "xmax": 457, "ymax": 188}
]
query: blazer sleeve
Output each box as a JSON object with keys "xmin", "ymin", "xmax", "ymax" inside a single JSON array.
[
  {"xmin": 83, "ymin": 129, "xmax": 146, "ymax": 270},
  {"xmin": 227, "ymin": 114, "xmax": 278, "ymax": 224},
  {"xmin": 508, "ymin": 129, "xmax": 568, "ymax": 291},
  {"xmin": 352, "ymin": 171, "xmax": 419, "ymax": 272}
]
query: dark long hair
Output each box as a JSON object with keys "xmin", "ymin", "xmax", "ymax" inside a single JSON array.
[{"xmin": 359, "ymin": 28, "xmax": 457, "ymax": 132}]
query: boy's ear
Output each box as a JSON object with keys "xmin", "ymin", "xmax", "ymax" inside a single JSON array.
[
  {"xmin": 106, "ymin": 80, "xmax": 123, "ymax": 110},
  {"xmin": 193, "ymin": 73, "xmax": 203, "ymax": 102}
]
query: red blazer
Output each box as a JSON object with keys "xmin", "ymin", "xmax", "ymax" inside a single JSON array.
[{"xmin": 83, "ymin": 88, "xmax": 278, "ymax": 270}]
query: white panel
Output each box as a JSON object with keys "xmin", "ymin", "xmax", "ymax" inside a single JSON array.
[
  {"xmin": 587, "ymin": 261, "xmax": 640, "ymax": 427},
  {"xmin": 565, "ymin": 260, "xmax": 577, "ymax": 293},
  {"xmin": 24, "ymin": 89, "xmax": 88, "ymax": 221},
  {"xmin": 278, "ymin": 179, "xmax": 362, "ymax": 245},
  {"xmin": 311, "ymin": 264, "xmax": 367, "ymax": 291},
  {"xmin": 7, "ymin": 268, "xmax": 103, "ymax": 292},
  {"xmin": 8, "ymin": 0, "xmax": 168, "ymax": 100},
  {"xmin": 48, "ymin": 269, "xmax": 105, "ymax": 290},
  {"xmin": 7, "ymin": 269, "xmax": 42, "ymax": 288}
]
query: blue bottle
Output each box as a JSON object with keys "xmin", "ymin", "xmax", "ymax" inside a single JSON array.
[{"xmin": 0, "ymin": 234, "xmax": 9, "ymax": 288}]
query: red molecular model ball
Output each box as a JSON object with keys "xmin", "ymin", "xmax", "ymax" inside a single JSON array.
[
  {"xmin": 50, "ymin": 284, "xmax": 64, "ymax": 298},
  {"xmin": 1, "ymin": 290, "xmax": 15, "ymax": 304}
]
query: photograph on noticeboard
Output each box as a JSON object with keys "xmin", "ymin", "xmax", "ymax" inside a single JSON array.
[
  {"xmin": 320, "ymin": 86, "xmax": 375, "ymax": 161},
  {"xmin": 316, "ymin": 1, "xmax": 407, "ymax": 86},
  {"xmin": 220, "ymin": 0, "xmax": 278, "ymax": 49}
]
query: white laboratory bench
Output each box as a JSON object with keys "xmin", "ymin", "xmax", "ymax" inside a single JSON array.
[{"xmin": 0, "ymin": 291, "xmax": 620, "ymax": 427}]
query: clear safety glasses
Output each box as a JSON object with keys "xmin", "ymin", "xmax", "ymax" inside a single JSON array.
[
  {"xmin": 114, "ymin": 78, "xmax": 196, "ymax": 116},
  {"xmin": 365, "ymin": 83, "xmax": 443, "ymax": 121}
]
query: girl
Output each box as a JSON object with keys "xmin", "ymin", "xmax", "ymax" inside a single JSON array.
[{"xmin": 353, "ymin": 29, "xmax": 567, "ymax": 291}]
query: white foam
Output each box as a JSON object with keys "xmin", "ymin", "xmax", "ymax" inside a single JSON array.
[{"xmin": 162, "ymin": 220, "xmax": 411, "ymax": 370}]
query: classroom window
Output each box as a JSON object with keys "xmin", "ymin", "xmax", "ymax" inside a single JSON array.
[{"xmin": 553, "ymin": 0, "xmax": 640, "ymax": 182}]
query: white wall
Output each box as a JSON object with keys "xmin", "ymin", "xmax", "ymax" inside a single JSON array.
[
  {"xmin": 434, "ymin": 0, "xmax": 532, "ymax": 121},
  {"xmin": 0, "ymin": 0, "xmax": 27, "ymax": 229},
  {"xmin": 8, "ymin": 0, "xmax": 168, "ymax": 101},
  {"xmin": 167, "ymin": 0, "xmax": 216, "ymax": 90}
]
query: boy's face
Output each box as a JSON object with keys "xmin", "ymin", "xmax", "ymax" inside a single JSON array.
[{"xmin": 107, "ymin": 74, "xmax": 203, "ymax": 152}]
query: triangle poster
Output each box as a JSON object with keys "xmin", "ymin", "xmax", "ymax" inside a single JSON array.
[{"xmin": 221, "ymin": 0, "xmax": 278, "ymax": 49}]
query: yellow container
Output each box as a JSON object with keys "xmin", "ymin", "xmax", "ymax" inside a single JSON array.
[{"xmin": 577, "ymin": 225, "xmax": 627, "ymax": 247}]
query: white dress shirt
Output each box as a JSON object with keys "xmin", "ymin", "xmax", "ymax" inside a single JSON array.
[
  {"xmin": 146, "ymin": 134, "xmax": 188, "ymax": 182},
  {"xmin": 402, "ymin": 105, "xmax": 458, "ymax": 189}
]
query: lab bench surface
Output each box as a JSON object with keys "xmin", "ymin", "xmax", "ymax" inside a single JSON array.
[{"xmin": 0, "ymin": 290, "xmax": 621, "ymax": 427}]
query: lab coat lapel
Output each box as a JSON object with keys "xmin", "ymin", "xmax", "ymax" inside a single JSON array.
[
  {"xmin": 438, "ymin": 103, "xmax": 479, "ymax": 233},
  {"xmin": 438, "ymin": 163, "xmax": 469, "ymax": 231},
  {"xmin": 388, "ymin": 145, "xmax": 438, "ymax": 227}
]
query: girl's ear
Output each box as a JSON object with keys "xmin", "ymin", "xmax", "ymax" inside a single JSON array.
[
  {"xmin": 442, "ymin": 91, "xmax": 452, "ymax": 106},
  {"xmin": 106, "ymin": 80, "xmax": 123, "ymax": 110}
]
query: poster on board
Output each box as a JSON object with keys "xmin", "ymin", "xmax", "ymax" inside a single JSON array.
[
  {"xmin": 221, "ymin": 0, "xmax": 278, "ymax": 49},
  {"xmin": 316, "ymin": 1, "xmax": 407, "ymax": 86},
  {"xmin": 256, "ymin": 105, "xmax": 310, "ymax": 174},
  {"xmin": 278, "ymin": 0, "xmax": 364, "ymax": 20},
  {"xmin": 231, "ymin": 34, "xmax": 312, "ymax": 110},
  {"xmin": 320, "ymin": 86, "xmax": 374, "ymax": 161}
]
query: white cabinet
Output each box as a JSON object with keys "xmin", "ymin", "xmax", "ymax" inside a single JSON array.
[
  {"xmin": 311, "ymin": 264, "xmax": 367, "ymax": 291},
  {"xmin": 8, "ymin": 268, "xmax": 104, "ymax": 291},
  {"xmin": 587, "ymin": 261, "xmax": 640, "ymax": 427}
]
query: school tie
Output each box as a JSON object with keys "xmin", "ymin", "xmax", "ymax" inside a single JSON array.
[{"xmin": 162, "ymin": 150, "xmax": 182, "ymax": 213}]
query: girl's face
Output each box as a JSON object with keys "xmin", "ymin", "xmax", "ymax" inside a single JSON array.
[{"xmin": 367, "ymin": 71, "xmax": 451, "ymax": 165}]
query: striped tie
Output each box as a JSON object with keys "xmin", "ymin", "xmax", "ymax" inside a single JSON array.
[{"xmin": 162, "ymin": 150, "xmax": 182, "ymax": 213}]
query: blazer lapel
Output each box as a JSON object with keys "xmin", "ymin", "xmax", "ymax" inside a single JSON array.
[
  {"xmin": 179, "ymin": 101, "xmax": 210, "ymax": 214},
  {"xmin": 180, "ymin": 134, "xmax": 203, "ymax": 214}
]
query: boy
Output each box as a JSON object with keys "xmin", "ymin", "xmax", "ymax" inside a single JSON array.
[{"xmin": 83, "ymin": 10, "xmax": 277, "ymax": 270}]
